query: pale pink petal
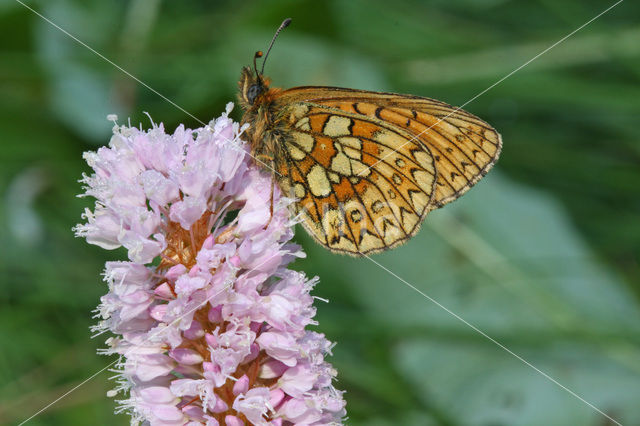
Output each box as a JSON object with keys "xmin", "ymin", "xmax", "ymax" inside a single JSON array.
[{"xmin": 169, "ymin": 348, "xmax": 204, "ymax": 365}]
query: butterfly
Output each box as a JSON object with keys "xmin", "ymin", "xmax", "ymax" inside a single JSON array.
[{"xmin": 238, "ymin": 19, "xmax": 502, "ymax": 256}]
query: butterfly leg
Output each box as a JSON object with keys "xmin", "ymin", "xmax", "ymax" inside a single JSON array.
[
  {"xmin": 265, "ymin": 177, "xmax": 275, "ymax": 229},
  {"xmin": 255, "ymin": 154, "xmax": 275, "ymax": 171},
  {"xmin": 262, "ymin": 159, "xmax": 276, "ymax": 231}
]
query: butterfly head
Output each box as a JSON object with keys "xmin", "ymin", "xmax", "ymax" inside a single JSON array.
[
  {"xmin": 238, "ymin": 19, "xmax": 291, "ymax": 110},
  {"xmin": 238, "ymin": 52, "xmax": 269, "ymax": 108}
]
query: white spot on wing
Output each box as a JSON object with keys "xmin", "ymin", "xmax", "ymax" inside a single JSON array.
[
  {"xmin": 324, "ymin": 116, "xmax": 352, "ymax": 136},
  {"xmin": 307, "ymin": 164, "xmax": 331, "ymax": 197}
]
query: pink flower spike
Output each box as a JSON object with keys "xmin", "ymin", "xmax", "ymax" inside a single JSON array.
[{"xmin": 77, "ymin": 106, "xmax": 345, "ymax": 425}]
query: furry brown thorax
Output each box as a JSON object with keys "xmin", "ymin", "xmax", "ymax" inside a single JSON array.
[{"xmin": 238, "ymin": 67, "xmax": 284, "ymax": 164}]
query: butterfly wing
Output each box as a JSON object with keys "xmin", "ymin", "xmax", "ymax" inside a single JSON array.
[
  {"xmin": 276, "ymin": 87, "xmax": 502, "ymax": 210},
  {"xmin": 270, "ymin": 87, "xmax": 501, "ymax": 255},
  {"xmin": 273, "ymin": 100, "xmax": 437, "ymax": 255}
]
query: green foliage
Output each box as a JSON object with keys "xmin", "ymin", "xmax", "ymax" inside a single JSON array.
[{"xmin": 1, "ymin": 0, "xmax": 638, "ymax": 424}]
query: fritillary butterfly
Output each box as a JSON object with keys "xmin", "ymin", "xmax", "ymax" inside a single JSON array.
[{"xmin": 239, "ymin": 19, "xmax": 502, "ymax": 255}]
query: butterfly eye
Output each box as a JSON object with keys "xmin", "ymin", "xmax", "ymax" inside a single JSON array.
[{"xmin": 247, "ymin": 84, "xmax": 263, "ymax": 105}]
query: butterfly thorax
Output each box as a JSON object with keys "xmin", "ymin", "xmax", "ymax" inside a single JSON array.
[{"xmin": 237, "ymin": 67, "xmax": 287, "ymax": 167}]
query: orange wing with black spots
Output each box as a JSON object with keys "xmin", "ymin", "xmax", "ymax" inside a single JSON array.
[
  {"xmin": 275, "ymin": 87, "xmax": 502, "ymax": 210},
  {"xmin": 273, "ymin": 101, "xmax": 437, "ymax": 255},
  {"xmin": 239, "ymin": 67, "xmax": 502, "ymax": 255}
]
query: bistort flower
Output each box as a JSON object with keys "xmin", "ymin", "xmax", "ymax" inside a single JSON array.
[{"xmin": 75, "ymin": 104, "xmax": 346, "ymax": 425}]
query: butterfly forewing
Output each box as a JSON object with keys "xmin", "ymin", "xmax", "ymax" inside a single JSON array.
[
  {"xmin": 278, "ymin": 90, "xmax": 502, "ymax": 210},
  {"xmin": 382, "ymin": 101, "xmax": 501, "ymax": 208}
]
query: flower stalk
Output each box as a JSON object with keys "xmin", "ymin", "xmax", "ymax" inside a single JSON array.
[{"xmin": 75, "ymin": 104, "xmax": 346, "ymax": 425}]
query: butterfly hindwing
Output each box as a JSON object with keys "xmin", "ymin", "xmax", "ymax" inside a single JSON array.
[{"xmin": 275, "ymin": 101, "xmax": 437, "ymax": 255}]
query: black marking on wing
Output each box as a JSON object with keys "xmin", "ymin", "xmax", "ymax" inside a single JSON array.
[
  {"xmin": 438, "ymin": 116, "xmax": 499, "ymax": 156},
  {"xmin": 346, "ymin": 178, "xmax": 386, "ymax": 245},
  {"xmin": 294, "ymin": 140, "xmax": 419, "ymax": 237},
  {"xmin": 293, "ymin": 113, "xmax": 437, "ymax": 178},
  {"xmin": 281, "ymin": 150, "xmax": 329, "ymax": 247},
  {"xmin": 388, "ymin": 108, "xmax": 485, "ymax": 174}
]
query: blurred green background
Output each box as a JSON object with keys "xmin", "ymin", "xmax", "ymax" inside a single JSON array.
[{"xmin": 1, "ymin": 0, "xmax": 639, "ymax": 425}]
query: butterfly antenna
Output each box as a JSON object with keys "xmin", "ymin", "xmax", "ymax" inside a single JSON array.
[
  {"xmin": 260, "ymin": 18, "xmax": 291, "ymax": 75},
  {"xmin": 253, "ymin": 51, "xmax": 263, "ymax": 77}
]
